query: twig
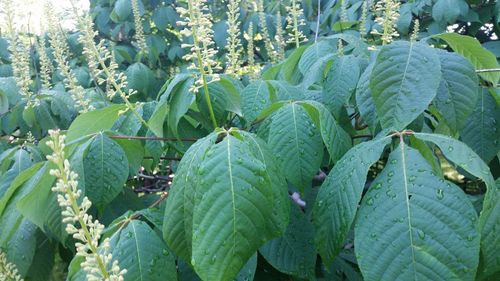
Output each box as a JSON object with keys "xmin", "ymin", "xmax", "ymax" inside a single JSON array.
[
  {"xmin": 352, "ymin": 134, "xmax": 373, "ymax": 139},
  {"xmin": 314, "ymin": 0, "xmax": 321, "ymax": 42},
  {"xmin": 109, "ymin": 135, "xmax": 198, "ymax": 141}
]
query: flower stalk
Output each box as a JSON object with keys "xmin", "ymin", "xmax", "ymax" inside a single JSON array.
[
  {"xmin": 371, "ymin": 0, "xmax": 400, "ymax": 45},
  {"xmin": 36, "ymin": 37, "xmax": 53, "ymax": 89},
  {"xmin": 68, "ymin": 1, "xmax": 149, "ymax": 128},
  {"xmin": 3, "ymin": 0, "xmax": 37, "ymax": 108},
  {"xmin": 44, "ymin": 1, "xmax": 94, "ymax": 112},
  {"xmin": 177, "ymin": 0, "xmax": 220, "ymax": 128},
  {"xmin": 131, "ymin": 0, "xmax": 147, "ymax": 52},
  {"xmin": 46, "ymin": 130, "xmax": 126, "ymax": 281},
  {"xmin": 225, "ymin": 0, "xmax": 243, "ymax": 75},
  {"xmin": 286, "ymin": 0, "xmax": 308, "ymax": 48}
]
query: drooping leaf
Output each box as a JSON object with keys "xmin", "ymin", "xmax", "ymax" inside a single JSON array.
[
  {"xmin": 191, "ymin": 134, "xmax": 276, "ymax": 281},
  {"xmin": 163, "ymin": 133, "xmax": 218, "ymax": 263},
  {"xmin": 126, "ymin": 62, "xmax": 156, "ymax": 95},
  {"xmin": 241, "ymin": 80, "xmax": 272, "ymax": 123},
  {"xmin": 268, "ymin": 103, "xmax": 323, "ymax": 192},
  {"xmin": 298, "ymin": 100, "xmax": 352, "ymax": 162},
  {"xmin": 108, "ymin": 220, "xmax": 178, "ymax": 281},
  {"xmin": 435, "ymin": 33, "xmax": 500, "ymax": 84},
  {"xmin": 434, "ymin": 49, "xmax": 480, "ymax": 132},
  {"xmin": 460, "ymin": 89, "xmax": 500, "ymax": 164},
  {"xmin": 66, "ymin": 104, "xmax": 126, "ymax": 142},
  {"xmin": 355, "ymin": 143, "xmax": 480, "ymax": 281},
  {"xmin": 413, "ymin": 133, "xmax": 499, "ymax": 277},
  {"xmin": 260, "ymin": 204, "xmax": 316, "ymax": 279},
  {"xmin": 168, "ymin": 76, "xmax": 195, "ymax": 138},
  {"xmin": 83, "ymin": 133, "xmax": 129, "ymax": 209},
  {"xmin": 370, "ymin": 41, "xmax": 441, "ymax": 130},
  {"xmin": 323, "ymin": 55, "xmax": 361, "ymax": 119},
  {"xmin": 313, "ymin": 136, "xmax": 391, "ymax": 266}
]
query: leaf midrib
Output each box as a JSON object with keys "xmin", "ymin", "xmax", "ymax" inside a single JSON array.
[
  {"xmin": 400, "ymin": 142, "xmax": 418, "ymax": 280},
  {"xmin": 291, "ymin": 104, "xmax": 303, "ymax": 187},
  {"xmin": 227, "ymin": 138, "xmax": 237, "ymax": 261},
  {"xmin": 131, "ymin": 222, "xmax": 144, "ymax": 281}
]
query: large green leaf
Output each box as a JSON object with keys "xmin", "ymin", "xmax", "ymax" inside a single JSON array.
[
  {"xmin": 126, "ymin": 63, "xmax": 156, "ymax": 95},
  {"xmin": 298, "ymin": 41, "xmax": 336, "ymax": 75},
  {"xmin": 241, "ymin": 80, "xmax": 272, "ymax": 123},
  {"xmin": 108, "ymin": 220, "xmax": 177, "ymax": 281},
  {"xmin": 191, "ymin": 134, "xmax": 276, "ymax": 281},
  {"xmin": 313, "ymin": 136, "xmax": 390, "ymax": 266},
  {"xmin": 460, "ymin": 89, "xmax": 500, "ymax": 164},
  {"xmin": 323, "ymin": 55, "xmax": 361, "ymax": 119},
  {"xmin": 260, "ymin": 204, "xmax": 316, "ymax": 279},
  {"xmin": 432, "ymin": 0, "xmax": 469, "ymax": 23},
  {"xmin": 355, "ymin": 143, "xmax": 480, "ymax": 281},
  {"xmin": 66, "ymin": 104, "xmax": 126, "ymax": 142},
  {"xmin": 83, "ymin": 133, "xmax": 129, "ymax": 209},
  {"xmin": 435, "ymin": 33, "xmax": 500, "ymax": 84},
  {"xmin": 239, "ymin": 131, "xmax": 290, "ymax": 237},
  {"xmin": 434, "ymin": 50, "xmax": 480, "ymax": 132},
  {"xmin": 298, "ymin": 100, "xmax": 352, "ymax": 162},
  {"xmin": 163, "ymin": 133, "xmax": 218, "ymax": 263},
  {"xmin": 370, "ymin": 41, "xmax": 441, "ymax": 130},
  {"xmin": 413, "ymin": 133, "xmax": 499, "ymax": 278},
  {"xmin": 355, "ymin": 62, "xmax": 378, "ymax": 132},
  {"xmin": 268, "ymin": 103, "xmax": 323, "ymax": 192}
]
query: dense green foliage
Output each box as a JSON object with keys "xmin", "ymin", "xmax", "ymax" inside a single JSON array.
[{"xmin": 1, "ymin": 0, "xmax": 500, "ymax": 280}]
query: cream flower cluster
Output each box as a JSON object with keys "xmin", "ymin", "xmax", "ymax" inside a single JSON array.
[
  {"xmin": 286, "ymin": 0, "xmax": 308, "ymax": 48},
  {"xmin": 46, "ymin": 130, "xmax": 126, "ymax": 281},
  {"xmin": 244, "ymin": 23, "xmax": 260, "ymax": 80},
  {"xmin": 371, "ymin": 0, "xmax": 400, "ymax": 44},
  {"xmin": 177, "ymin": 0, "xmax": 221, "ymax": 92},
  {"xmin": 131, "ymin": 0, "xmax": 147, "ymax": 52},
  {"xmin": 256, "ymin": 0, "xmax": 279, "ymax": 63},
  {"xmin": 37, "ymin": 37, "xmax": 53, "ymax": 90},
  {"xmin": 3, "ymin": 0, "xmax": 37, "ymax": 108},
  {"xmin": 0, "ymin": 250, "xmax": 23, "ymax": 281},
  {"xmin": 225, "ymin": 0, "xmax": 243, "ymax": 75},
  {"xmin": 275, "ymin": 10, "xmax": 286, "ymax": 61},
  {"xmin": 44, "ymin": 2, "xmax": 94, "ymax": 113}
]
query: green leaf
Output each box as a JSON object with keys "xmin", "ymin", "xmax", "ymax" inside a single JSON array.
[
  {"xmin": 163, "ymin": 133, "xmax": 218, "ymax": 263},
  {"xmin": 260, "ymin": 204, "xmax": 316, "ymax": 278},
  {"xmin": 298, "ymin": 41, "xmax": 336, "ymax": 75},
  {"xmin": 108, "ymin": 220, "xmax": 178, "ymax": 281},
  {"xmin": 413, "ymin": 133, "xmax": 499, "ymax": 277},
  {"xmin": 282, "ymin": 45, "xmax": 307, "ymax": 83},
  {"xmin": 313, "ymin": 136, "xmax": 391, "ymax": 266},
  {"xmin": 241, "ymin": 81, "xmax": 272, "ymax": 123},
  {"xmin": 191, "ymin": 135, "xmax": 276, "ymax": 281},
  {"xmin": 355, "ymin": 62, "xmax": 378, "ymax": 131},
  {"xmin": 0, "ymin": 89, "xmax": 7, "ymax": 114},
  {"xmin": 323, "ymin": 55, "xmax": 361, "ymax": 119},
  {"xmin": 239, "ymin": 131, "xmax": 290, "ymax": 236},
  {"xmin": 435, "ymin": 33, "xmax": 500, "ymax": 84},
  {"xmin": 434, "ymin": 50, "xmax": 480, "ymax": 132},
  {"xmin": 66, "ymin": 104, "xmax": 126, "ymax": 142},
  {"xmin": 268, "ymin": 103, "xmax": 323, "ymax": 192},
  {"xmin": 298, "ymin": 100, "xmax": 352, "ymax": 162},
  {"xmin": 268, "ymin": 81, "xmax": 305, "ymax": 101},
  {"xmin": 460, "ymin": 89, "xmax": 500, "ymax": 164},
  {"xmin": 83, "ymin": 133, "xmax": 129, "ymax": 209},
  {"xmin": 370, "ymin": 41, "xmax": 441, "ymax": 130},
  {"xmin": 432, "ymin": 0, "xmax": 469, "ymax": 23},
  {"xmin": 168, "ymin": 76, "xmax": 195, "ymax": 138},
  {"xmin": 355, "ymin": 143, "xmax": 480, "ymax": 281},
  {"xmin": 113, "ymin": 138, "xmax": 144, "ymax": 176},
  {"xmin": 127, "ymin": 63, "xmax": 156, "ymax": 95},
  {"xmin": 16, "ymin": 162, "xmax": 66, "ymax": 242}
]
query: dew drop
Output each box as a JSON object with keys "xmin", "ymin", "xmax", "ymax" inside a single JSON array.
[
  {"xmin": 436, "ymin": 189, "xmax": 444, "ymax": 200},
  {"xmin": 417, "ymin": 229, "xmax": 425, "ymax": 240}
]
